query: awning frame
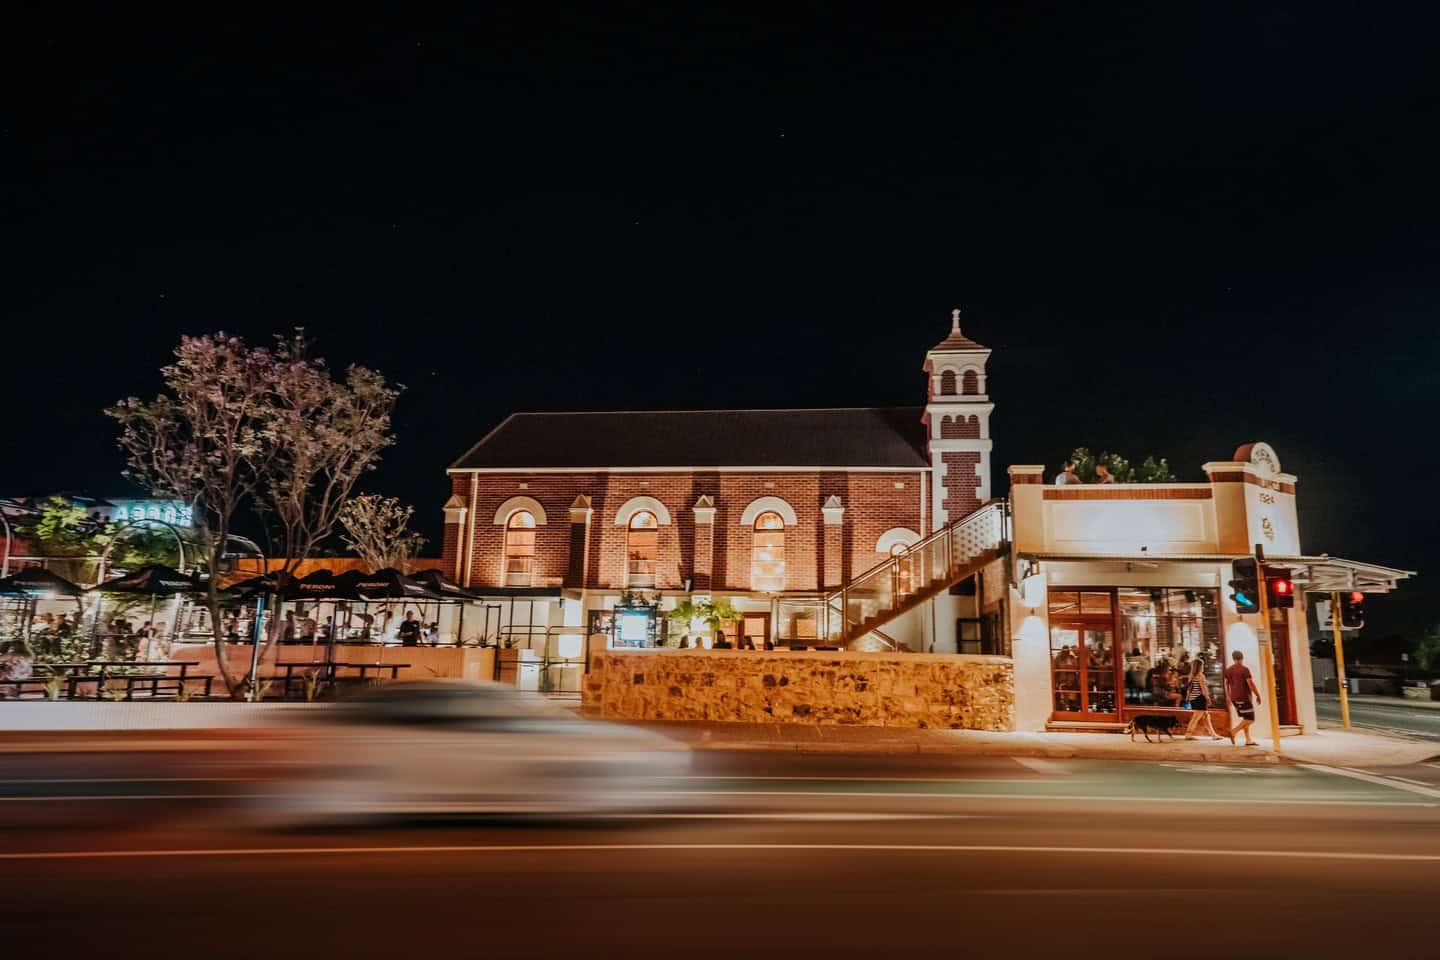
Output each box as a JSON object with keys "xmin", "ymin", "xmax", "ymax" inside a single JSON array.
[{"xmin": 1019, "ymin": 552, "xmax": 1415, "ymax": 594}]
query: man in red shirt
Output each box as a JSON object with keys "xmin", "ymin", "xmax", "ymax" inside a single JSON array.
[{"xmin": 1224, "ymin": 650, "xmax": 1262, "ymax": 746}]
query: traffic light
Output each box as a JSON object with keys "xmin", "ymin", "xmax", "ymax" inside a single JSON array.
[
  {"xmin": 1229, "ymin": 558, "xmax": 1259, "ymax": 614},
  {"xmin": 1264, "ymin": 565, "xmax": 1295, "ymax": 609},
  {"xmin": 1340, "ymin": 590, "xmax": 1365, "ymax": 629}
]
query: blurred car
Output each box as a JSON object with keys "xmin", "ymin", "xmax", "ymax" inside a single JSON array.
[{"xmin": 255, "ymin": 680, "xmax": 692, "ymax": 823}]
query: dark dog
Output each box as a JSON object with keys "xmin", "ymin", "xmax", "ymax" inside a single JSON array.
[{"xmin": 1127, "ymin": 714, "xmax": 1180, "ymax": 742}]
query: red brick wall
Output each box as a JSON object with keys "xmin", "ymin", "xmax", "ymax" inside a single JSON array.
[
  {"xmin": 445, "ymin": 470, "xmax": 925, "ymax": 593},
  {"xmin": 941, "ymin": 452, "xmax": 982, "ymax": 520},
  {"xmin": 937, "ymin": 414, "xmax": 981, "ymax": 439}
]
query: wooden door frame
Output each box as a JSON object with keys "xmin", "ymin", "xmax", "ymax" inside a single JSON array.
[
  {"xmin": 738, "ymin": 612, "xmax": 771, "ymax": 650},
  {"xmin": 1047, "ymin": 589, "xmax": 1122, "ymax": 722}
]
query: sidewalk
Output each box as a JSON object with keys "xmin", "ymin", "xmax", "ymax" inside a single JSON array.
[{"xmin": 629, "ymin": 720, "xmax": 1440, "ymax": 767}]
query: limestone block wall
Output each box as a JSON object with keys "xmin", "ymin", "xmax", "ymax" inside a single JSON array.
[{"xmin": 583, "ymin": 649, "xmax": 1015, "ymax": 730}]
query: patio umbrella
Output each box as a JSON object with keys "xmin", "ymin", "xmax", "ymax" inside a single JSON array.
[
  {"xmin": 1, "ymin": 567, "xmax": 86, "ymax": 598},
  {"xmin": 411, "ymin": 568, "xmax": 482, "ymax": 600},
  {"xmin": 280, "ymin": 568, "xmax": 363, "ymax": 601},
  {"xmin": 222, "ymin": 571, "xmax": 289, "ymax": 600},
  {"xmin": 93, "ymin": 564, "xmax": 201, "ymax": 596},
  {"xmin": 353, "ymin": 567, "xmax": 441, "ymax": 601}
]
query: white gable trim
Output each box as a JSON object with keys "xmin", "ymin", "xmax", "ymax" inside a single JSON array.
[
  {"xmin": 613, "ymin": 495, "xmax": 674, "ymax": 526},
  {"xmin": 875, "ymin": 527, "xmax": 921, "ymax": 554},
  {"xmin": 739, "ymin": 496, "xmax": 799, "ymax": 527},
  {"xmin": 492, "ymin": 495, "xmax": 548, "ymax": 525}
]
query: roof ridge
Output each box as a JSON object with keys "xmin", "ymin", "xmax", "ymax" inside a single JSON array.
[{"xmin": 508, "ymin": 406, "xmax": 922, "ymax": 416}]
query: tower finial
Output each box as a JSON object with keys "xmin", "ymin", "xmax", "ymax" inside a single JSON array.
[{"xmin": 951, "ymin": 307, "xmax": 962, "ymax": 333}]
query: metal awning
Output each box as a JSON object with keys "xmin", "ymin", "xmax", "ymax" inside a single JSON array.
[{"xmin": 1020, "ymin": 552, "xmax": 1415, "ymax": 594}]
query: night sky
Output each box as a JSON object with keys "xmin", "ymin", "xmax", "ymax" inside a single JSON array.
[{"xmin": 5, "ymin": 6, "xmax": 1437, "ymax": 640}]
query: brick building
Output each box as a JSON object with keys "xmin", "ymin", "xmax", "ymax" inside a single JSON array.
[{"xmin": 441, "ymin": 312, "xmax": 1000, "ymax": 671}]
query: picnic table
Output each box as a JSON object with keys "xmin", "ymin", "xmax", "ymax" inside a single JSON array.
[
  {"xmin": 269, "ymin": 660, "xmax": 410, "ymax": 700},
  {"xmin": 54, "ymin": 661, "xmax": 214, "ymax": 701}
]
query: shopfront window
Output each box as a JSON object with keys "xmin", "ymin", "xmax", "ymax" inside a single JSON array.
[
  {"xmin": 1117, "ymin": 588, "xmax": 1223, "ymax": 707},
  {"xmin": 503, "ymin": 511, "xmax": 536, "ymax": 586},
  {"xmin": 627, "ymin": 510, "xmax": 659, "ymax": 587}
]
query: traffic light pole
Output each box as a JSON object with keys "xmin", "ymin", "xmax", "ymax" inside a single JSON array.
[
  {"xmin": 1254, "ymin": 548, "xmax": 1284, "ymax": 754},
  {"xmin": 1330, "ymin": 590, "xmax": 1352, "ymax": 730}
]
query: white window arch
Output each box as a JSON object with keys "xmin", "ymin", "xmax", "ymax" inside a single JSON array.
[
  {"xmin": 612, "ymin": 495, "xmax": 673, "ymax": 527},
  {"xmin": 739, "ymin": 496, "xmax": 798, "ymax": 528},
  {"xmin": 492, "ymin": 495, "xmax": 547, "ymax": 527},
  {"xmin": 875, "ymin": 527, "xmax": 921, "ymax": 555}
]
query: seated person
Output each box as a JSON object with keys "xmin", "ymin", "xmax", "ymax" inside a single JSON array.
[{"xmin": 1150, "ymin": 665, "xmax": 1183, "ymax": 706}]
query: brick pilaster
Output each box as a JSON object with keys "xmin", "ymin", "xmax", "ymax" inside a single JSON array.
[
  {"xmin": 822, "ymin": 495, "xmax": 844, "ymax": 588},
  {"xmin": 691, "ymin": 495, "xmax": 715, "ymax": 592}
]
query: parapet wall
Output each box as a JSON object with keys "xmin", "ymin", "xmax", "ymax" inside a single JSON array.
[{"xmin": 583, "ymin": 649, "xmax": 1014, "ymax": 730}]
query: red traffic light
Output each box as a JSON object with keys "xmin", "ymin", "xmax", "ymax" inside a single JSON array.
[
  {"xmin": 1272, "ymin": 578, "xmax": 1292, "ymax": 595},
  {"xmin": 1349, "ymin": 590, "xmax": 1365, "ymax": 604}
]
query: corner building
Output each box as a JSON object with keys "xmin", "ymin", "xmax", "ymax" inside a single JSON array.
[{"xmin": 442, "ymin": 313, "xmax": 1409, "ymax": 736}]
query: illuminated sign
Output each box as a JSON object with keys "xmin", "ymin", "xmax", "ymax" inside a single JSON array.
[
  {"xmin": 111, "ymin": 501, "xmax": 193, "ymax": 527},
  {"xmin": 618, "ymin": 611, "xmax": 650, "ymax": 643}
]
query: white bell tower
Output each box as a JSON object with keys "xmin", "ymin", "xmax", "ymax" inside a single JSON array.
[{"xmin": 923, "ymin": 308, "xmax": 994, "ymax": 531}]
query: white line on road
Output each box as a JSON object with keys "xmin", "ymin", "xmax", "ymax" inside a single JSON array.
[
  {"xmin": 4, "ymin": 842, "xmax": 1440, "ymax": 864},
  {"xmin": 669, "ymin": 789, "xmax": 1433, "ymax": 807},
  {"xmin": 1303, "ymin": 764, "xmax": 1440, "ymax": 800},
  {"xmin": 1012, "ymin": 758, "xmax": 1069, "ymax": 776}
]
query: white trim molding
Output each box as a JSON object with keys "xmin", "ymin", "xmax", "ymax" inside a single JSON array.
[
  {"xmin": 822, "ymin": 495, "xmax": 844, "ymax": 526},
  {"xmin": 613, "ymin": 495, "xmax": 673, "ymax": 526},
  {"xmin": 740, "ymin": 495, "xmax": 798, "ymax": 527},
  {"xmin": 492, "ymin": 495, "xmax": 548, "ymax": 525},
  {"xmin": 875, "ymin": 527, "xmax": 921, "ymax": 554},
  {"xmin": 692, "ymin": 494, "xmax": 716, "ymax": 525},
  {"xmin": 442, "ymin": 495, "xmax": 468, "ymax": 525}
]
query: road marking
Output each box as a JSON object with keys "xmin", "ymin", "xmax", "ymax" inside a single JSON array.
[
  {"xmin": 4, "ymin": 842, "xmax": 1440, "ymax": 863},
  {"xmin": 0, "ymin": 778, "xmax": 258, "ymax": 784},
  {"xmin": 1426, "ymin": 762, "xmax": 1440, "ymax": 771},
  {"xmin": 0, "ymin": 795, "xmax": 255, "ymax": 802},
  {"xmin": 1012, "ymin": 758, "xmax": 1068, "ymax": 775},
  {"xmin": 675, "ymin": 776, "xmax": 1065, "ymax": 784},
  {"xmin": 1303, "ymin": 764, "xmax": 1440, "ymax": 800},
  {"xmin": 667, "ymin": 790, "xmax": 1431, "ymax": 807},
  {"xmin": 1386, "ymin": 776, "xmax": 1436, "ymax": 788}
]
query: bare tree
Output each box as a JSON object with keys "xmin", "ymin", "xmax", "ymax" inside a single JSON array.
[
  {"xmin": 339, "ymin": 494, "xmax": 427, "ymax": 572},
  {"xmin": 108, "ymin": 332, "xmax": 399, "ymax": 697}
]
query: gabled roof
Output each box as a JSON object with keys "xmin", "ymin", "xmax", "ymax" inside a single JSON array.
[{"xmin": 449, "ymin": 407, "xmax": 930, "ymax": 471}]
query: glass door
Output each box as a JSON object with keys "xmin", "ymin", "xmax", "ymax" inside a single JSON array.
[
  {"xmin": 1047, "ymin": 590, "xmax": 1121, "ymax": 721},
  {"xmin": 1049, "ymin": 623, "xmax": 1119, "ymax": 720}
]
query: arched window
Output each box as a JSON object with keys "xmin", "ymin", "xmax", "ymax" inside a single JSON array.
[
  {"xmin": 504, "ymin": 510, "xmax": 536, "ymax": 586},
  {"xmin": 627, "ymin": 510, "xmax": 659, "ymax": 587},
  {"xmin": 751, "ymin": 511, "xmax": 786, "ymax": 592},
  {"xmin": 961, "ymin": 369, "xmax": 979, "ymax": 395},
  {"xmin": 939, "ymin": 369, "xmax": 957, "ymax": 396}
]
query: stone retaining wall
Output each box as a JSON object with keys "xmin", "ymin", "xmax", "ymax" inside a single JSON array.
[{"xmin": 583, "ymin": 649, "xmax": 1015, "ymax": 730}]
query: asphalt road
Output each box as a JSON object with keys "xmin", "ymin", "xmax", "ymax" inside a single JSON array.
[
  {"xmin": 5, "ymin": 742, "xmax": 1440, "ymax": 959},
  {"xmin": 1317, "ymin": 693, "xmax": 1440, "ymax": 741}
]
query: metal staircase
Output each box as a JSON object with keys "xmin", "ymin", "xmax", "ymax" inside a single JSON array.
[{"xmin": 782, "ymin": 501, "xmax": 1008, "ymax": 649}]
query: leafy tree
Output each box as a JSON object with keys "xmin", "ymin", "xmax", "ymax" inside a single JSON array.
[
  {"xmin": 339, "ymin": 494, "xmax": 426, "ymax": 571},
  {"xmin": 29, "ymin": 497, "xmax": 188, "ymax": 577},
  {"xmin": 1067, "ymin": 447, "xmax": 1177, "ymax": 483},
  {"xmin": 108, "ymin": 332, "xmax": 399, "ymax": 697},
  {"xmin": 1411, "ymin": 625, "xmax": 1440, "ymax": 676}
]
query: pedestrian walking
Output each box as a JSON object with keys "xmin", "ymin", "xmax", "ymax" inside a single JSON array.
[
  {"xmin": 1224, "ymin": 650, "xmax": 1262, "ymax": 746},
  {"xmin": 1182, "ymin": 656, "xmax": 1223, "ymax": 740}
]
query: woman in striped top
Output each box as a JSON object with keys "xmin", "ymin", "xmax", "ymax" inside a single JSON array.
[{"xmin": 1182, "ymin": 655, "xmax": 1224, "ymax": 741}]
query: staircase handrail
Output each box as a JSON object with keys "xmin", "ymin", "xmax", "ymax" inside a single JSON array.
[{"xmin": 824, "ymin": 500, "xmax": 1007, "ymax": 604}]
